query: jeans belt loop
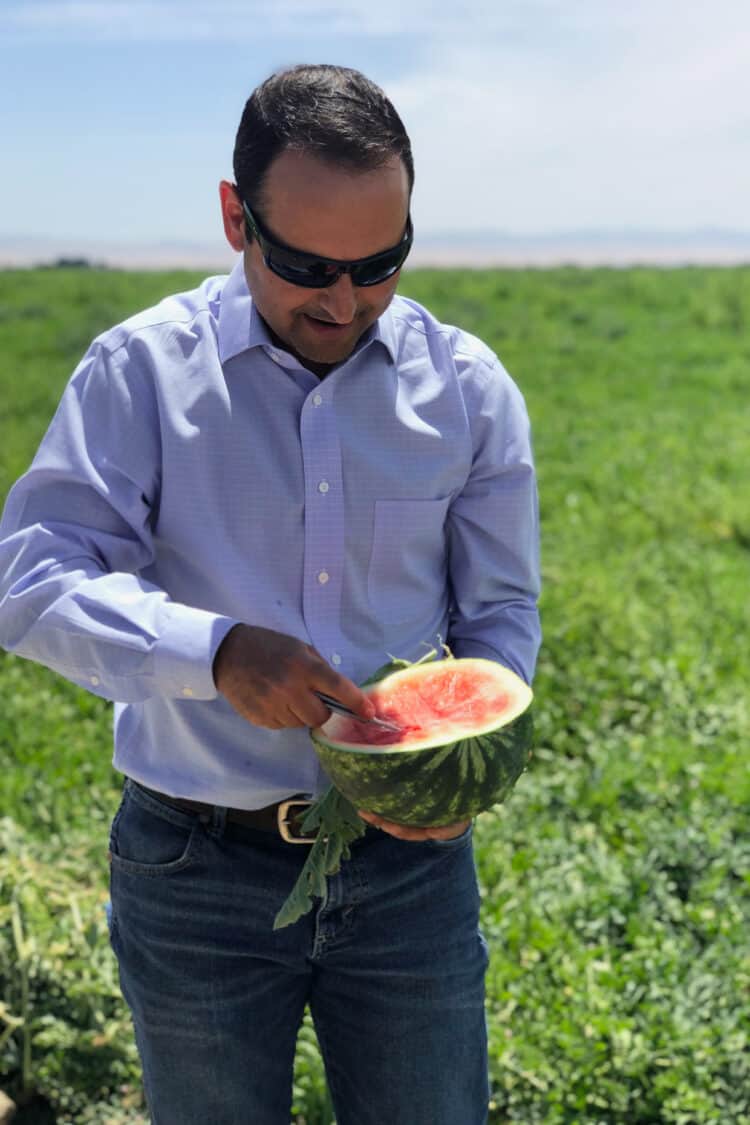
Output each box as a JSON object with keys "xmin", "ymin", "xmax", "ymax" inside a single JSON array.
[{"xmin": 207, "ymin": 804, "xmax": 227, "ymax": 839}]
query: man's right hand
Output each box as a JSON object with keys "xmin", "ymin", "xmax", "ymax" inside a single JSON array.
[{"xmin": 212, "ymin": 623, "xmax": 375, "ymax": 730}]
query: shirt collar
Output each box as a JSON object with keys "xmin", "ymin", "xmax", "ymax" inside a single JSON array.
[
  {"xmin": 364, "ymin": 306, "xmax": 398, "ymax": 365},
  {"xmin": 217, "ymin": 258, "xmax": 262, "ymax": 364},
  {"xmin": 217, "ymin": 256, "xmax": 398, "ymax": 367}
]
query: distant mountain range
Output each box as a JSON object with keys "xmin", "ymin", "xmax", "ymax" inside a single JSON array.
[
  {"xmin": 410, "ymin": 227, "xmax": 750, "ymax": 266},
  {"xmin": 1, "ymin": 228, "xmax": 749, "ymax": 269}
]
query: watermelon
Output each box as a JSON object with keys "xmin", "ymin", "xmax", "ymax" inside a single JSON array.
[
  {"xmin": 274, "ymin": 649, "xmax": 534, "ymax": 929},
  {"xmin": 311, "ymin": 650, "xmax": 533, "ymax": 827}
]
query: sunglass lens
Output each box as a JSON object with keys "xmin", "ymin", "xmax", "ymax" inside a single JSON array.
[
  {"xmin": 265, "ymin": 238, "xmax": 410, "ymax": 289},
  {"xmin": 266, "ymin": 254, "xmax": 321, "ymax": 287},
  {"xmin": 351, "ymin": 249, "xmax": 406, "ymax": 287},
  {"xmin": 270, "ymin": 249, "xmax": 348, "ymax": 287}
]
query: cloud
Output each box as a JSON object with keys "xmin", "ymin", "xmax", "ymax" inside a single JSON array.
[
  {"xmin": 381, "ymin": 2, "xmax": 750, "ymax": 230},
  {"xmin": 2, "ymin": 0, "xmax": 748, "ymax": 235},
  {"xmin": 0, "ymin": 0, "xmax": 674, "ymax": 43},
  {"xmin": 1, "ymin": 0, "xmax": 495, "ymax": 41},
  {"xmin": 6, "ymin": 0, "xmax": 747, "ymax": 45},
  {"xmin": 3, "ymin": 1, "xmax": 352, "ymax": 41}
]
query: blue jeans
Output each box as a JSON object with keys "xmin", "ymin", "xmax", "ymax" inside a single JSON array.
[{"xmin": 108, "ymin": 778, "xmax": 489, "ymax": 1124}]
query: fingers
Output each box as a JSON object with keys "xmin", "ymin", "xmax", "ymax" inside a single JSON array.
[
  {"xmin": 212, "ymin": 622, "xmax": 373, "ymax": 730},
  {"xmin": 314, "ymin": 671, "xmax": 375, "ymax": 721},
  {"xmin": 228, "ymin": 682, "xmax": 332, "ymax": 730},
  {"xmin": 286, "ymin": 697, "xmax": 331, "ymax": 729},
  {"xmin": 358, "ymin": 811, "xmax": 471, "ymax": 842}
]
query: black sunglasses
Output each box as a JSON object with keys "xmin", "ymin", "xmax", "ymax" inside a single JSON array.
[{"xmin": 240, "ymin": 196, "xmax": 413, "ymax": 289}]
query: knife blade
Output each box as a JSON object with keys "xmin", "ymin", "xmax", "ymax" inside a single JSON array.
[{"xmin": 314, "ymin": 691, "xmax": 402, "ymax": 733}]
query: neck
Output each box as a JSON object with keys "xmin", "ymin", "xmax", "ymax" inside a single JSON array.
[{"xmin": 263, "ymin": 321, "xmax": 337, "ymax": 379}]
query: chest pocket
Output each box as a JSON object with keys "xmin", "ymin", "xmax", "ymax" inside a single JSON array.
[{"xmin": 367, "ymin": 497, "xmax": 452, "ymax": 624}]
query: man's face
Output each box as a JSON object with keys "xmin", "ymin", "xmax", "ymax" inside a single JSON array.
[{"xmin": 220, "ymin": 150, "xmax": 410, "ymax": 375}]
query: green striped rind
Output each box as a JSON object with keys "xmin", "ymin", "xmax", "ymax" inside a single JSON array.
[{"xmin": 311, "ymin": 703, "xmax": 533, "ymax": 828}]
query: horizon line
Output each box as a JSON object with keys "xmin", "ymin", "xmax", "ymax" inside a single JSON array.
[{"xmin": 2, "ymin": 228, "xmax": 749, "ymax": 270}]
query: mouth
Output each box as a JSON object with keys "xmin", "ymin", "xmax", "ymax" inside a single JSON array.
[{"xmin": 303, "ymin": 314, "xmax": 354, "ymax": 335}]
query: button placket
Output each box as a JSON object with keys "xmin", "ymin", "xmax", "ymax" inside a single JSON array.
[{"xmin": 300, "ymin": 383, "xmax": 345, "ymax": 660}]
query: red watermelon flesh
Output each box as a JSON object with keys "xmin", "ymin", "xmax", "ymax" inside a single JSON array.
[{"xmin": 323, "ymin": 662, "xmax": 513, "ymax": 748}]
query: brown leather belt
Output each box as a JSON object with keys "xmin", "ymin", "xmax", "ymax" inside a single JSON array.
[{"xmin": 137, "ymin": 783, "xmax": 316, "ymax": 844}]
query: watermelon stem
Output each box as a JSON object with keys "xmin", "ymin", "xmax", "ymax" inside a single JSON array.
[{"xmin": 414, "ymin": 638, "xmax": 453, "ymax": 665}]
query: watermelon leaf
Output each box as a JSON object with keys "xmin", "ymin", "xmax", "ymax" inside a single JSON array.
[{"xmin": 273, "ymin": 786, "xmax": 366, "ymax": 930}]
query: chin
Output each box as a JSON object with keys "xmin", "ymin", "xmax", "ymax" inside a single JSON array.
[{"xmin": 297, "ymin": 334, "xmax": 360, "ymax": 366}]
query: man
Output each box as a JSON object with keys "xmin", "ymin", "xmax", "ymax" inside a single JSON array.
[{"xmin": 0, "ymin": 65, "xmax": 540, "ymax": 1124}]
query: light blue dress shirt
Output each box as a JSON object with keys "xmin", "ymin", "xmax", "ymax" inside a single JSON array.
[{"xmin": 0, "ymin": 260, "xmax": 540, "ymax": 808}]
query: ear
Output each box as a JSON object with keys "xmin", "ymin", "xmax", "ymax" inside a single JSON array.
[{"xmin": 219, "ymin": 180, "xmax": 246, "ymax": 253}]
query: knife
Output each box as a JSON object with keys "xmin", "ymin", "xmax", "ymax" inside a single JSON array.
[{"xmin": 314, "ymin": 691, "xmax": 402, "ymax": 733}]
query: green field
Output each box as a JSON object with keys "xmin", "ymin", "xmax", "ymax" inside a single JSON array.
[{"xmin": 1, "ymin": 263, "xmax": 749, "ymax": 1123}]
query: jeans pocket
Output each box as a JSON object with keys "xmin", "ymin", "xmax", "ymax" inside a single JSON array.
[{"xmin": 109, "ymin": 781, "xmax": 203, "ymax": 876}]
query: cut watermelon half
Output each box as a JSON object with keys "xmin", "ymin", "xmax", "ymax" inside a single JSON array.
[{"xmin": 312, "ymin": 653, "xmax": 533, "ymax": 827}]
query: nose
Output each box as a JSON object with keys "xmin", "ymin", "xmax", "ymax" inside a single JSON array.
[{"xmin": 316, "ymin": 272, "xmax": 358, "ymax": 323}]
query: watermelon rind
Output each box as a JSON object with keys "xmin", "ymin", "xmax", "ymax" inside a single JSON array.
[{"xmin": 311, "ymin": 655, "xmax": 533, "ymax": 827}]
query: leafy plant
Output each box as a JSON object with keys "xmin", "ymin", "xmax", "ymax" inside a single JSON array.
[
  {"xmin": 0, "ymin": 819, "xmax": 143, "ymax": 1118},
  {"xmin": 2, "ymin": 263, "xmax": 749, "ymax": 1121}
]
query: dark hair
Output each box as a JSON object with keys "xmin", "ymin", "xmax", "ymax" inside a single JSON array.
[{"xmin": 233, "ymin": 64, "xmax": 414, "ymax": 211}]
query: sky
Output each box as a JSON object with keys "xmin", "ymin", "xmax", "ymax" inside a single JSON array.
[{"xmin": 1, "ymin": 0, "xmax": 749, "ymax": 263}]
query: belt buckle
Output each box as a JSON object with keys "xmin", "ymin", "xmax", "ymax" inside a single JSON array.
[{"xmin": 277, "ymin": 799, "xmax": 316, "ymax": 844}]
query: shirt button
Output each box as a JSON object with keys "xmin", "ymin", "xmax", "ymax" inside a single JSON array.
[
  {"xmin": 318, "ymin": 570, "xmax": 330, "ymax": 585},
  {"xmin": 182, "ymin": 687, "xmax": 194, "ymax": 697},
  {"xmin": 90, "ymin": 675, "xmax": 100, "ymax": 686},
  {"xmin": 269, "ymin": 351, "xmax": 281, "ymax": 364},
  {"xmin": 331, "ymin": 653, "xmax": 342, "ymax": 666},
  {"xmin": 312, "ymin": 393, "xmax": 323, "ymax": 406},
  {"xmin": 318, "ymin": 480, "xmax": 329, "ymax": 494}
]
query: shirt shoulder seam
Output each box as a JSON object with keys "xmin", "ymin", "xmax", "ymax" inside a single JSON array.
[
  {"xmin": 95, "ymin": 306, "xmax": 215, "ymax": 360},
  {"xmin": 389, "ymin": 310, "xmax": 499, "ymax": 375}
]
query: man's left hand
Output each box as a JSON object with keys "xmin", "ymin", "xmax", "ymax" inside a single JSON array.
[{"xmin": 357, "ymin": 811, "xmax": 471, "ymax": 841}]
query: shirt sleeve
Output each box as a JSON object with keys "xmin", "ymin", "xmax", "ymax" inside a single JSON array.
[
  {"xmin": 0, "ymin": 341, "xmax": 238, "ymax": 702},
  {"xmin": 446, "ymin": 351, "xmax": 541, "ymax": 684}
]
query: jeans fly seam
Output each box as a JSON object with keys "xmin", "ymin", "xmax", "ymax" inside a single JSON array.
[{"xmin": 311, "ymin": 882, "xmax": 330, "ymax": 959}]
